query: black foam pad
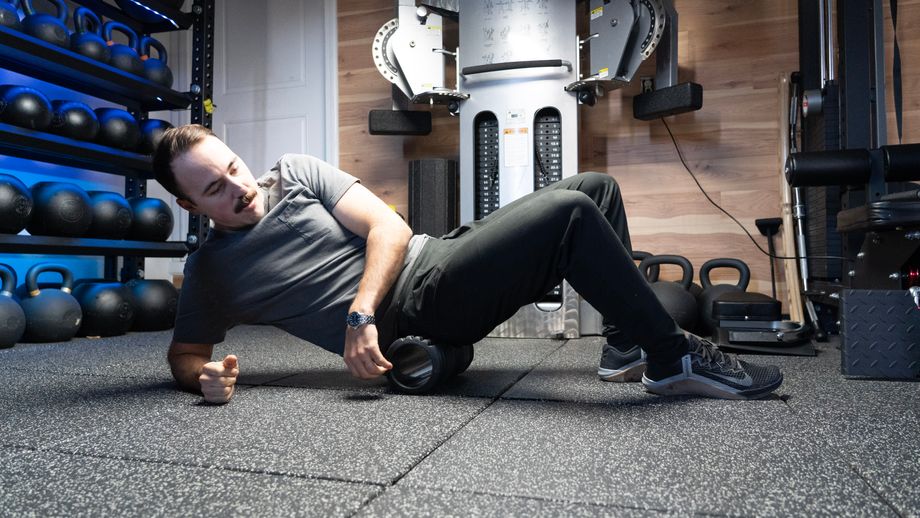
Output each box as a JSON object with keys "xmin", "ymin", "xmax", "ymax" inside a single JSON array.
[
  {"xmin": 633, "ymin": 82, "xmax": 703, "ymax": 121},
  {"xmin": 368, "ymin": 110, "xmax": 432, "ymax": 136}
]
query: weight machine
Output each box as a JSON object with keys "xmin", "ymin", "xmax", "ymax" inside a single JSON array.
[{"xmin": 370, "ymin": 0, "xmax": 701, "ymax": 339}]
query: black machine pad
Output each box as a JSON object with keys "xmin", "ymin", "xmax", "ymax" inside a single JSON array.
[
  {"xmin": 712, "ymin": 291, "xmax": 782, "ymax": 321},
  {"xmin": 836, "ymin": 200, "xmax": 920, "ymax": 232}
]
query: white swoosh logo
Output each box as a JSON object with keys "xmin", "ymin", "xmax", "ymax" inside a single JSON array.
[{"xmin": 709, "ymin": 370, "xmax": 753, "ymax": 387}]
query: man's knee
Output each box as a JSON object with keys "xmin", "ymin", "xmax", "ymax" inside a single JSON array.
[
  {"xmin": 578, "ymin": 171, "xmax": 620, "ymax": 194},
  {"xmin": 543, "ymin": 189, "xmax": 597, "ymax": 216}
]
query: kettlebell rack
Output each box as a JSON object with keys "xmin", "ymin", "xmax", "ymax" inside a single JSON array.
[{"xmin": 0, "ymin": 0, "xmax": 214, "ymax": 280}]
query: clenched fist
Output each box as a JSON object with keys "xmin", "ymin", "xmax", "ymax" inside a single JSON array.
[{"xmin": 199, "ymin": 354, "xmax": 239, "ymax": 404}]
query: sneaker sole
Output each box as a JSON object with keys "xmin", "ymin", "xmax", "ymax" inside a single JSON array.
[
  {"xmin": 598, "ymin": 361, "xmax": 647, "ymax": 382},
  {"xmin": 641, "ymin": 372, "xmax": 783, "ymax": 400}
]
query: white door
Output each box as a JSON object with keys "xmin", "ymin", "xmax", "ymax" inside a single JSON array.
[{"xmin": 212, "ymin": 0, "xmax": 337, "ymax": 172}]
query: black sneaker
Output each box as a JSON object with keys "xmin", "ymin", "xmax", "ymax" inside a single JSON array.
[
  {"xmin": 598, "ymin": 342, "xmax": 647, "ymax": 382},
  {"xmin": 641, "ymin": 334, "xmax": 783, "ymax": 400}
]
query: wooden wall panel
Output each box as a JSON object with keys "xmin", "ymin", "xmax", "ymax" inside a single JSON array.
[{"xmin": 338, "ymin": 1, "xmax": 920, "ymax": 309}]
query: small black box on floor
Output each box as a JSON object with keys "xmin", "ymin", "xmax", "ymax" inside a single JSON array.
[
  {"xmin": 840, "ymin": 289, "xmax": 920, "ymax": 379},
  {"xmin": 409, "ymin": 159, "xmax": 459, "ymax": 237}
]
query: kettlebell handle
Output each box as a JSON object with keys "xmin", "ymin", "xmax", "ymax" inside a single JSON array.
[
  {"xmin": 700, "ymin": 258, "xmax": 751, "ymax": 291},
  {"xmin": 103, "ymin": 20, "xmax": 139, "ymax": 48},
  {"xmin": 21, "ymin": 0, "xmax": 68, "ymax": 22},
  {"xmin": 25, "ymin": 263, "xmax": 74, "ymax": 296},
  {"xmin": 139, "ymin": 35, "xmax": 168, "ymax": 64},
  {"xmin": 0, "ymin": 263, "xmax": 16, "ymax": 296},
  {"xmin": 632, "ymin": 250, "xmax": 660, "ymax": 282},
  {"xmin": 73, "ymin": 6, "xmax": 102, "ymax": 36},
  {"xmin": 637, "ymin": 254, "xmax": 694, "ymax": 290}
]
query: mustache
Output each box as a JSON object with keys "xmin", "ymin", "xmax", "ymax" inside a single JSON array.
[{"xmin": 234, "ymin": 189, "xmax": 258, "ymax": 213}]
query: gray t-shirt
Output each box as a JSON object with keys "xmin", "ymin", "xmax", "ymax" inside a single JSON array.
[{"xmin": 173, "ymin": 154, "xmax": 425, "ymax": 354}]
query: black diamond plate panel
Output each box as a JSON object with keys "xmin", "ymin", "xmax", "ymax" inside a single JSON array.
[{"xmin": 840, "ymin": 289, "xmax": 920, "ymax": 379}]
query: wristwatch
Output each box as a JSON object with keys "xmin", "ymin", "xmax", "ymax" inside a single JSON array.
[{"xmin": 346, "ymin": 311, "xmax": 376, "ymax": 329}]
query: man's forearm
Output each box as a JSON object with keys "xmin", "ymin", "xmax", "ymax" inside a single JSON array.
[
  {"xmin": 168, "ymin": 353, "xmax": 209, "ymax": 394},
  {"xmin": 350, "ymin": 222, "xmax": 412, "ymax": 314}
]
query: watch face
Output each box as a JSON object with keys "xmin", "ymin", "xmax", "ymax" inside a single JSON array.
[{"xmin": 347, "ymin": 312, "xmax": 374, "ymax": 327}]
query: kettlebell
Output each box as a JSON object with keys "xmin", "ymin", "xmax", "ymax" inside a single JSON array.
[
  {"xmin": 95, "ymin": 107, "xmax": 140, "ymax": 150},
  {"xmin": 27, "ymin": 181, "xmax": 92, "ymax": 237},
  {"xmin": 73, "ymin": 278, "xmax": 134, "ymax": 337},
  {"xmin": 115, "ymin": 0, "xmax": 185, "ymax": 23},
  {"xmin": 18, "ymin": 263, "xmax": 82, "ymax": 342},
  {"xmin": 384, "ymin": 336, "xmax": 473, "ymax": 394},
  {"xmin": 137, "ymin": 119, "xmax": 173, "ymax": 154},
  {"xmin": 139, "ymin": 35, "xmax": 173, "ymax": 88},
  {"xmin": 0, "ymin": 264, "xmax": 26, "ymax": 348},
  {"xmin": 21, "ymin": 0, "xmax": 69, "ymax": 48},
  {"xmin": 86, "ymin": 190, "xmax": 132, "ymax": 239},
  {"xmin": 126, "ymin": 278, "xmax": 178, "ymax": 331},
  {"xmin": 632, "ymin": 250, "xmax": 659, "ymax": 280},
  {"xmin": 103, "ymin": 21, "xmax": 143, "ymax": 76},
  {"xmin": 0, "ymin": 173, "xmax": 33, "ymax": 234},
  {"xmin": 698, "ymin": 258, "xmax": 751, "ymax": 336},
  {"xmin": 0, "ymin": 84, "xmax": 52, "ymax": 130},
  {"xmin": 0, "ymin": 0, "xmax": 23, "ymax": 31},
  {"xmin": 128, "ymin": 197, "xmax": 173, "ymax": 241},
  {"xmin": 638, "ymin": 254, "xmax": 698, "ymax": 331},
  {"xmin": 50, "ymin": 99, "xmax": 99, "ymax": 141},
  {"xmin": 70, "ymin": 7, "xmax": 109, "ymax": 62}
]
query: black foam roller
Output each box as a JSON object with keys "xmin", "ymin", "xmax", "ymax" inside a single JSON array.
[
  {"xmin": 785, "ymin": 149, "xmax": 871, "ymax": 187},
  {"xmin": 882, "ymin": 143, "xmax": 920, "ymax": 182}
]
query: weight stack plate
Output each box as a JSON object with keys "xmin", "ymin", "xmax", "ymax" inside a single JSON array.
[
  {"xmin": 474, "ymin": 113, "xmax": 499, "ymax": 220},
  {"xmin": 534, "ymin": 108, "xmax": 562, "ymax": 190},
  {"xmin": 840, "ymin": 289, "xmax": 920, "ymax": 379}
]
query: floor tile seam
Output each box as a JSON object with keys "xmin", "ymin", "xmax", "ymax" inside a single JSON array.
[
  {"xmin": 241, "ymin": 383, "xmax": 497, "ymax": 401},
  {"xmin": 372, "ymin": 339, "xmax": 575, "ymax": 501},
  {"xmin": 5, "ymin": 365, "xmax": 166, "ymax": 381},
  {"xmin": 35, "ymin": 446, "xmax": 388, "ymax": 488},
  {"xmin": 395, "ymin": 481, "xmax": 676, "ymax": 515},
  {"xmin": 848, "ymin": 464, "xmax": 908, "ymax": 517}
]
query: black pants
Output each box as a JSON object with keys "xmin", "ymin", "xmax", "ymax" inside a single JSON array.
[{"xmin": 396, "ymin": 173, "xmax": 688, "ymax": 365}]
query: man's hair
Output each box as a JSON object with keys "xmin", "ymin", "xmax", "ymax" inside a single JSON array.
[{"xmin": 152, "ymin": 124, "xmax": 216, "ymax": 200}]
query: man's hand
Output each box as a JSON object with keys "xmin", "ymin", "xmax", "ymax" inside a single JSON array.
[
  {"xmin": 199, "ymin": 354, "xmax": 239, "ymax": 404},
  {"xmin": 344, "ymin": 324, "xmax": 393, "ymax": 379}
]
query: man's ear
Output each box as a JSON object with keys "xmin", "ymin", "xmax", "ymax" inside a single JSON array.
[{"xmin": 176, "ymin": 198, "xmax": 200, "ymax": 214}]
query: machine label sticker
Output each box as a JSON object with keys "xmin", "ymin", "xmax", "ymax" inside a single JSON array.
[
  {"xmin": 591, "ymin": 6, "xmax": 603, "ymax": 20},
  {"xmin": 504, "ymin": 127, "xmax": 529, "ymax": 168},
  {"xmin": 598, "ymin": 67, "xmax": 609, "ymax": 78}
]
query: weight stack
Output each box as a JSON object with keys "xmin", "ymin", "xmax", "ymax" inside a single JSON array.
[{"xmin": 409, "ymin": 159, "xmax": 459, "ymax": 238}]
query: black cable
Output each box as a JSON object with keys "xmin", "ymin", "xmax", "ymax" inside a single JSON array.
[{"xmin": 659, "ymin": 117, "xmax": 851, "ymax": 264}]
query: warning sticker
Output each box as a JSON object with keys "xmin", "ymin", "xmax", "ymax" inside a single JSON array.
[{"xmin": 590, "ymin": 6, "xmax": 603, "ymax": 20}]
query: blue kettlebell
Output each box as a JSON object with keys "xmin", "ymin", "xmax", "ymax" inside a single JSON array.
[
  {"xmin": 70, "ymin": 7, "xmax": 109, "ymax": 62},
  {"xmin": 103, "ymin": 21, "xmax": 143, "ymax": 76},
  {"xmin": 0, "ymin": 0, "xmax": 23, "ymax": 31},
  {"xmin": 139, "ymin": 35, "xmax": 173, "ymax": 88},
  {"xmin": 21, "ymin": 0, "xmax": 69, "ymax": 48}
]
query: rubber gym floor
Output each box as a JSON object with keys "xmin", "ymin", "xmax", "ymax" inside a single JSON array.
[{"xmin": 0, "ymin": 326, "xmax": 916, "ymax": 517}]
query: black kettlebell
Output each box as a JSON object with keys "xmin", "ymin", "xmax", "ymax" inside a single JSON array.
[
  {"xmin": 632, "ymin": 250, "xmax": 659, "ymax": 280},
  {"xmin": 698, "ymin": 258, "xmax": 751, "ymax": 336},
  {"xmin": 21, "ymin": 0, "xmax": 69, "ymax": 48},
  {"xmin": 638, "ymin": 254, "xmax": 698, "ymax": 331},
  {"xmin": 95, "ymin": 107, "xmax": 140, "ymax": 150},
  {"xmin": 27, "ymin": 181, "xmax": 92, "ymax": 237},
  {"xmin": 126, "ymin": 278, "xmax": 178, "ymax": 331},
  {"xmin": 50, "ymin": 100, "xmax": 99, "ymax": 141},
  {"xmin": 0, "ymin": 173, "xmax": 33, "ymax": 234},
  {"xmin": 115, "ymin": 0, "xmax": 185, "ymax": 23},
  {"xmin": 0, "ymin": 264, "xmax": 26, "ymax": 348},
  {"xmin": 139, "ymin": 35, "xmax": 173, "ymax": 88},
  {"xmin": 73, "ymin": 279, "xmax": 134, "ymax": 337},
  {"xmin": 87, "ymin": 191, "xmax": 133, "ymax": 239},
  {"xmin": 128, "ymin": 197, "xmax": 173, "ymax": 241},
  {"xmin": 384, "ymin": 336, "xmax": 473, "ymax": 394},
  {"xmin": 70, "ymin": 7, "xmax": 109, "ymax": 62},
  {"xmin": 0, "ymin": 84, "xmax": 52, "ymax": 130},
  {"xmin": 137, "ymin": 119, "xmax": 174, "ymax": 154},
  {"xmin": 18, "ymin": 263, "xmax": 82, "ymax": 342},
  {"xmin": 0, "ymin": 0, "xmax": 23, "ymax": 31},
  {"xmin": 103, "ymin": 21, "xmax": 143, "ymax": 76}
]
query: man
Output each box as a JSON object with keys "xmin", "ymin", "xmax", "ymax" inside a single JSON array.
[{"xmin": 154, "ymin": 124, "xmax": 782, "ymax": 404}]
